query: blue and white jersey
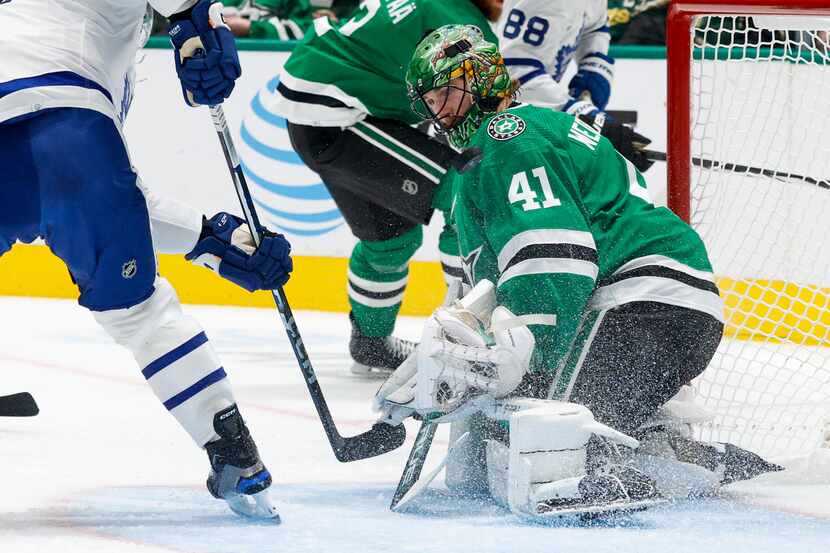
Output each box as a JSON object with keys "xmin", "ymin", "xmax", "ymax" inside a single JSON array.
[
  {"xmin": 496, "ymin": 0, "xmax": 611, "ymax": 111},
  {"xmin": 0, "ymin": 0, "xmax": 193, "ymax": 125}
]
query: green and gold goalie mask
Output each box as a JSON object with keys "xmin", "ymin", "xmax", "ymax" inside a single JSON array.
[{"xmin": 406, "ymin": 24, "xmax": 513, "ymax": 148}]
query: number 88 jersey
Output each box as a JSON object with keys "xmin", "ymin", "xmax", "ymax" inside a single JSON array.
[{"xmin": 496, "ymin": 0, "xmax": 611, "ymax": 111}]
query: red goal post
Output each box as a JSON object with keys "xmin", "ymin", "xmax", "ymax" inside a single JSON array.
[
  {"xmin": 667, "ymin": 0, "xmax": 830, "ymax": 222},
  {"xmin": 665, "ymin": 1, "xmax": 830, "ymax": 461}
]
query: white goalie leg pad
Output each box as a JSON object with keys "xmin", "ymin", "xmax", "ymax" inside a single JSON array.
[
  {"xmin": 94, "ymin": 277, "xmax": 234, "ymax": 446},
  {"xmin": 485, "ymin": 398, "xmax": 639, "ymax": 515}
]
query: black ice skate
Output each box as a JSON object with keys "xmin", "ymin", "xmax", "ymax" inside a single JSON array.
[
  {"xmin": 349, "ymin": 312, "xmax": 416, "ymax": 377},
  {"xmin": 533, "ymin": 436, "xmax": 665, "ymax": 519},
  {"xmin": 535, "ymin": 463, "xmax": 665, "ymax": 519},
  {"xmin": 205, "ymin": 405, "xmax": 280, "ymax": 522},
  {"xmin": 637, "ymin": 425, "xmax": 784, "ymax": 486}
]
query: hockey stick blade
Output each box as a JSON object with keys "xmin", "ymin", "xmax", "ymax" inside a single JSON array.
[
  {"xmin": 0, "ymin": 392, "xmax": 39, "ymax": 417},
  {"xmin": 334, "ymin": 422, "xmax": 406, "ymax": 463}
]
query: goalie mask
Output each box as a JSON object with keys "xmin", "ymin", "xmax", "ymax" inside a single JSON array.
[{"xmin": 406, "ymin": 25, "xmax": 513, "ymax": 148}]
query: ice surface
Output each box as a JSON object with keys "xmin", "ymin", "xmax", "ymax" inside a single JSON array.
[{"xmin": 1, "ymin": 297, "xmax": 828, "ymax": 552}]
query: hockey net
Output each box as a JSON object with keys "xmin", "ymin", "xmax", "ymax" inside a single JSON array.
[{"xmin": 668, "ymin": 1, "xmax": 830, "ymax": 463}]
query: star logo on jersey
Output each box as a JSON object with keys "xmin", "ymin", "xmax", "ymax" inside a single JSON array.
[
  {"xmin": 461, "ymin": 246, "xmax": 482, "ymax": 287},
  {"xmin": 487, "ymin": 113, "xmax": 526, "ymax": 141}
]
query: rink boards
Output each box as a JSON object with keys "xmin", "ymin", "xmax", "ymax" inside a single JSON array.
[{"xmin": 2, "ymin": 45, "xmax": 829, "ymax": 347}]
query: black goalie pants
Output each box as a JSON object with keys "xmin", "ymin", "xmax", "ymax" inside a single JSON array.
[{"xmin": 523, "ymin": 301, "xmax": 724, "ymax": 435}]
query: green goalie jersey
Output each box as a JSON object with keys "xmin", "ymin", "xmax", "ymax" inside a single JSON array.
[
  {"xmin": 271, "ymin": 0, "xmax": 497, "ymax": 127},
  {"xmin": 449, "ymin": 105, "xmax": 723, "ymax": 373}
]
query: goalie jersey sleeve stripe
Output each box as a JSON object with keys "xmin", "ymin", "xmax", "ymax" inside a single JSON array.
[
  {"xmin": 502, "ymin": 244, "xmax": 598, "ymax": 272},
  {"xmin": 497, "ymin": 229, "xmax": 597, "ymax": 271},
  {"xmin": 498, "ymin": 258, "xmax": 599, "ymax": 288}
]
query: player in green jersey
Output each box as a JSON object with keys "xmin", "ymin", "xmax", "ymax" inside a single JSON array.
[
  {"xmin": 269, "ymin": 0, "xmax": 648, "ymax": 377},
  {"xmin": 375, "ymin": 24, "xmax": 780, "ymax": 519},
  {"xmin": 220, "ymin": 0, "xmax": 348, "ymax": 40},
  {"xmin": 269, "ymin": 0, "xmax": 507, "ymax": 376}
]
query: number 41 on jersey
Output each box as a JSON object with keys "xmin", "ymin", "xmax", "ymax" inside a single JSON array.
[{"xmin": 508, "ymin": 167, "xmax": 561, "ymax": 211}]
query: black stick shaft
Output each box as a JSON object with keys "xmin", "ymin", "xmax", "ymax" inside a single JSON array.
[
  {"xmin": 207, "ymin": 105, "xmax": 346, "ymax": 453},
  {"xmin": 644, "ymin": 149, "xmax": 830, "ymax": 190}
]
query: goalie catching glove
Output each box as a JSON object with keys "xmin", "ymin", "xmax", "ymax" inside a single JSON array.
[
  {"xmin": 375, "ymin": 280, "xmax": 535, "ymax": 423},
  {"xmin": 186, "ymin": 212, "xmax": 292, "ymax": 292}
]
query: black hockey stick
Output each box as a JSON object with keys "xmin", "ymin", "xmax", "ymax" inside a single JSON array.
[
  {"xmin": 207, "ymin": 105, "xmax": 406, "ymax": 462},
  {"xmin": 0, "ymin": 392, "xmax": 39, "ymax": 417},
  {"xmin": 390, "ymin": 420, "xmax": 437, "ymax": 510},
  {"xmin": 644, "ymin": 149, "xmax": 830, "ymax": 190}
]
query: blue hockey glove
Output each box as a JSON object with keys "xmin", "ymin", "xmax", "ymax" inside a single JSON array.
[
  {"xmin": 168, "ymin": 0, "xmax": 241, "ymax": 107},
  {"xmin": 186, "ymin": 213, "xmax": 292, "ymax": 292},
  {"xmin": 568, "ymin": 53, "xmax": 614, "ymax": 111}
]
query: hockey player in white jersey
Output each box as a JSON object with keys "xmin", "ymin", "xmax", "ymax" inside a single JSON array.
[
  {"xmin": 496, "ymin": 0, "xmax": 653, "ymax": 172},
  {"xmin": 0, "ymin": 0, "xmax": 292, "ymax": 520}
]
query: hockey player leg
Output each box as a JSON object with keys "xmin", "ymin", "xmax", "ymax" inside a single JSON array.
[
  {"xmin": 485, "ymin": 398, "xmax": 664, "ymax": 519},
  {"xmin": 347, "ymin": 228, "xmax": 422, "ymax": 376},
  {"xmin": 551, "ymin": 301, "xmax": 724, "ymax": 436},
  {"xmin": 18, "ymin": 108, "xmax": 278, "ymax": 519},
  {"xmin": 93, "ymin": 278, "xmax": 279, "ymax": 521}
]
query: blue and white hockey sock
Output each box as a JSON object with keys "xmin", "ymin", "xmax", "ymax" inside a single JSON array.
[{"xmin": 94, "ymin": 277, "xmax": 235, "ymax": 446}]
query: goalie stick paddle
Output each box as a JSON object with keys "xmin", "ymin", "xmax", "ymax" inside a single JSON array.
[
  {"xmin": 0, "ymin": 392, "xmax": 39, "ymax": 417},
  {"xmin": 644, "ymin": 149, "xmax": 830, "ymax": 190},
  {"xmin": 206, "ymin": 104, "xmax": 406, "ymax": 463},
  {"xmin": 390, "ymin": 420, "xmax": 437, "ymax": 511}
]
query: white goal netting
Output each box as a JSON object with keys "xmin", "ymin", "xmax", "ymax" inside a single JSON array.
[{"xmin": 688, "ymin": 13, "xmax": 830, "ymax": 462}]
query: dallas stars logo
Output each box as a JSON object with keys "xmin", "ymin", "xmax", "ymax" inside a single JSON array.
[
  {"xmin": 487, "ymin": 112, "xmax": 526, "ymax": 141},
  {"xmin": 461, "ymin": 246, "xmax": 482, "ymax": 287}
]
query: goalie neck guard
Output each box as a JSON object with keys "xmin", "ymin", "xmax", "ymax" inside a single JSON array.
[{"xmin": 406, "ymin": 25, "xmax": 513, "ymax": 148}]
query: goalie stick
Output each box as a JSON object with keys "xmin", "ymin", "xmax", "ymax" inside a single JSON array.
[
  {"xmin": 206, "ymin": 104, "xmax": 405, "ymax": 462},
  {"xmin": 390, "ymin": 420, "xmax": 437, "ymax": 510},
  {"xmin": 0, "ymin": 392, "xmax": 39, "ymax": 417},
  {"xmin": 644, "ymin": 149, "xmax": 830, "ymax": 190}
]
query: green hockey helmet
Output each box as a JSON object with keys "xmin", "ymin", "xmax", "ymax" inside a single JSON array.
[{"xmin": 406, "ymin": 24, "xmax": 513, "ymax": 148}]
